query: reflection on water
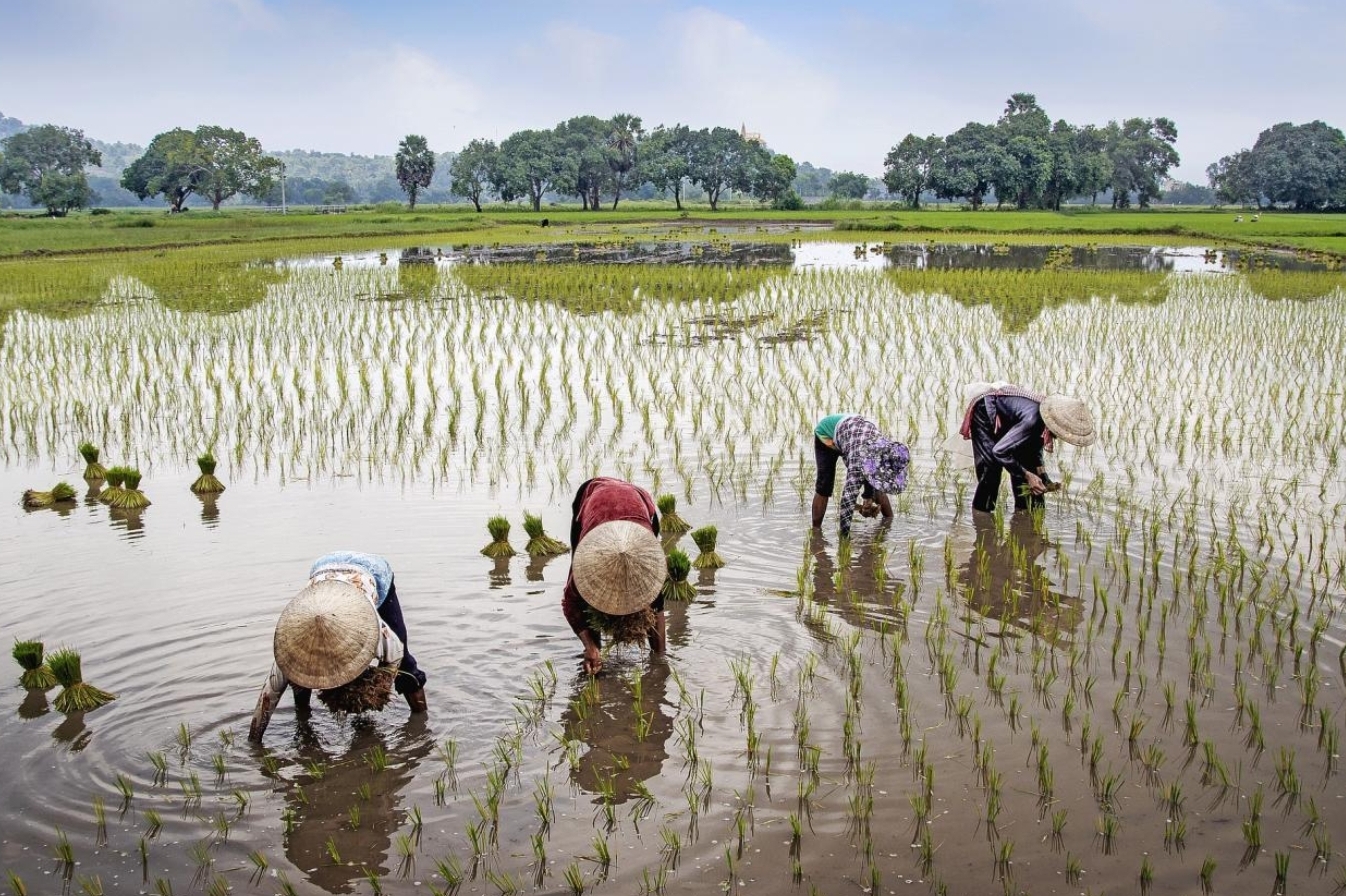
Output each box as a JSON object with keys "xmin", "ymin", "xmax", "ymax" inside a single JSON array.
[
  {"xmin": 17, "ymin": 689, "xmax": 50, "ymax": 721},
  {"xmin": 196, "ymin": 493, "xmax": 221, "ymax": 527},
  {"xmin": 263, "ymin": 715, "xmax": 434, "ymax": 894},
  {"xmin": 955, "ymin": 514, "xmax": 1082, "ymax": 643},
  {"xmin": 52, "ymin": 709, "xmax": 92, "ymax": 752},
  {"xmin": 805, "ymin": 527, "xmax": 907, "ymax": 634},
  {"xmin": 887, "ymin": 242, "xmax": 1334, "ymax": 274},
  {"xmin": 560, "ymin": 662, "xmax": 673, "ymax": 804}
]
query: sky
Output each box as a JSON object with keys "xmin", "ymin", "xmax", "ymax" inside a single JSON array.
[{"xmin": 2, "ymin": 0, "xmax": 1344, "ymax": 182}]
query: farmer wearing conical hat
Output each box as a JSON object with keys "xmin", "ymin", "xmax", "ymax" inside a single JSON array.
[
  {"xmin": 248, "ymin": 551, "xmax": 428, "ymax": 741},
  {"xmin": 562, "ymin": 477, "xmax": 667, "ymax": 676},
  {"xmin": 959, "ymin": 382, "xmax": 1096, "ymax": 515},
  {"xmin": 811, "ymin": 414, "xmax": 911, "ymax": 537}
]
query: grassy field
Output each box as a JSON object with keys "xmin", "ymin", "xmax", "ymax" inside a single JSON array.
[{"xmin": 1, "ymin": 203, "xmax": 1344, "ymax": 259}]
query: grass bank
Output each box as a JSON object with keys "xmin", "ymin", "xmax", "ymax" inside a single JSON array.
[{"xmin": 1, "ymin": 204, "xmax": 1344, "ymax": 260}]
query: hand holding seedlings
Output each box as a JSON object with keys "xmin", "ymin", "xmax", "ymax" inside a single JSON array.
[{"xmin": 249, "ymin": 551, "xmax": 428, "ymax": 741}]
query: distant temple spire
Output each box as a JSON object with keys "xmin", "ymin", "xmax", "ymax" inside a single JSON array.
[{"xmin": 740, "ymin": 122, "xmax": 763, "ymax": 144}]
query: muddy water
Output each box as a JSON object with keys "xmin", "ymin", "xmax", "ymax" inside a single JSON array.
[{"xmin": 1, "ymin": 248, "xmax": 1344, "ymax": 895}]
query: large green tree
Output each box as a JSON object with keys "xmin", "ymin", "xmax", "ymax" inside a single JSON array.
[
  {"xmin": 882, "ymin": 134, "xmax": 941, "ymax": 207},
  {"xmin": 449, "ymin": 138, "xmax": 498, "ymax": 212},
  {"xmin": 553, "ymin": 116, "xmax": 611, "ymax": 210},
  {"xmin": 688, "ymin": 127, "xmax": 756, "ymax": 210},
  {"xmin": 1242, "ymin": 121, "xmax": 1345, "ymax": 209},
  {"xmin": 993, "ymin": 93, "xmax": 1051, "ymax": 209},
  {"xmin": 122, "ymin": 126, "xmax": 279, "ymax": 211},
  {"xmin": 829, "ymin": 171, "xmax": 872, "ymax": 200},
  {"xmin": 931, "ymin": 123, "xmax": 1004, "ymax": 209},
  {"xmin": 395, "ymin": 134, "xmax": 435, "ymax": 208},
  {"xmin": 640, "ymin": 124, "xmax": 693, "ymax": 209},
  {"xmin": 0, "ymin": 124, "xmax": 101, "ymax": 215},
  {"xmin": 193, "ymin": 126, "xmax": 280, "ymax": 209},
  {"xmin": 1207, "ymin": 150, "xmax": 1259, "ymax": 206},
  {"xmin": 494, "ymin": 129, "xmax": 562, "ymax": 211},
  {"xmin": 1104, "ymin": 118, "xmax": 1179, "ymax": 208}
]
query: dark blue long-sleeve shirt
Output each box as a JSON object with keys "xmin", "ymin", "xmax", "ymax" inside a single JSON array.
[{"xmin": 980, "ymin": 395, "xmax": 1046, "ymax": 478}]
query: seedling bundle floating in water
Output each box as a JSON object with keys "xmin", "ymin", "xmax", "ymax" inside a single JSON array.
[
  {"xmin": 47, "ymin": 648, "xmax": 116, "ymax": 713},
  {"xmin": 108, "ymin": 468, "xmax": 151, "ymax": 510},
  {"xmin": 98, "ymin": 467, "xmax": 127, "ymax": 505},
  {"xmin": 78, "ymin": 442, "xmax": 106, "ymax": 481},
  {"xmin": 523, "ymin": 512, "xmax": 569, "ymax": 556},
  {"xmin": 656, "ymin": 494, "xmax": 691, "ymax": 537},
  {"xmin": 690, "ymin": 525, "xmax": 726, "ymax": 569},
  {"xmin": 481, "ymin": 515, "xmax": 517, "ymax": 558},
  {"xmin": 12, "ymin": 639, "xmax": 58, "ymax": 690},
  {"xmin": 189, "ymin": 451, "xmax": 226, "ymax": 494},
  {"xmin": 660, "ymin": 549, "xmax": 696, "ymax": 602},
  {"xmin": 21, "ymin": 482, "xmax": 77, "ymax": 508}
]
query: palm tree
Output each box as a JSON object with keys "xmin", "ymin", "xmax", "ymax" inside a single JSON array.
[{"xmin": 607, "ymin": 113, "xmax": 643, "ymax": 210}]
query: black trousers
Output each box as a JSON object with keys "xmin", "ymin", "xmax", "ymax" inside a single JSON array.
[
  {"xmin": 814, "ymin": 436, "xmax": 874, "ymax": 500},
  {"xmin": 970, "ymin": 404, "xmax": 1044, "ymax": 514}
]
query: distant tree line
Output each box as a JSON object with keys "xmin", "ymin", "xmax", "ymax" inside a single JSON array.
[
  {"xmin": 447, "ymin": 116, "xmax": 798, "ymax": 212},
  {"xmin": 883, "ymin": 93, "xmax": 1180, "ymax": 210},
  {"xmin": 1207, "ymin": 121, "xmax": 1346, "ymax": 210},
  {"xmin": 3, "ymin": 103, "xmax": 1345, "ymax": 213}
]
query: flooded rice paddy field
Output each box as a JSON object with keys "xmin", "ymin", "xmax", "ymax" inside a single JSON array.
[{"xmin": 1, "ymin": 242, "xmax": 1345, "ymax": 895}]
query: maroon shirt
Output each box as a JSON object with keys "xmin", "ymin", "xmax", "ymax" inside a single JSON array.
[{"xmin": 561, "ymin": 477, "xmax": 661, "ymax": 634}]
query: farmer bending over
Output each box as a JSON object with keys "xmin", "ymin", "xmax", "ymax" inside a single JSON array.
[
  {"xmin": 812, "ymin": 414, "xmax": 911, "ymax": 537},
  {"xmin": 959, "ymin": 382, "xmax": 1096, "ymax": 514},
  {"xmin": 562, "ymin": 477, "xmax": 666, "ymax": 675},
  {"xmin": 249, "ymin": 551, "xmax": 427, "ymax": 741}
]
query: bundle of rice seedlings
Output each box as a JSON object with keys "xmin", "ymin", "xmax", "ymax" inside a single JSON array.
[
  {"xmin": 48, "ymin": 648, "xmax": 116, "ymax": 713},
  {"xmin": 690, "ymin": 525, "xmax": 726, "ymax": 569},
  {"xmin": 21, "ymin": 482, "xmax": 77, "ymax": 508},
  {"xmin": 189, "ymin": 452, "xmax": 226, "ymax": 494},
  {"xmin": 481, "ymin": 515, "xmax": 516, "ymax": 558},
  {"xmin": 79, "ymin": 443, "xmax": 106, "ymax": 481},
  {"xmin": 586, "ymin": 607, "xmax": 657, "ymax": 645},
  {"xmin": 656, "ymin": 494, "xmax": 691, "ymax": 537},
  {"xmin": 13, "ymin": 639, "xmax": 58, "ymax": 690},
  {"xmin": 317, "ymin": 666, "xmax": 395, "ymax": 714},
  {"xmin": 660, "ymin": 549, "xmax": 697, "ymax": 602},
  {"xmin": 111, "ymin": 468, "xmax": 151, "ymax": 510},
  {"xmin": 99, "ymin": 467, "xmax": 128, "ymax": 505},
  {"xmin": 523, "ymin": 512, "xmax": 569, "ymax": 556}
]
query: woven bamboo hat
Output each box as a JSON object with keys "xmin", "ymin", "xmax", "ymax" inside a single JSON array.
[
  {"xmin": 273, "ymin": 579, "xmax": 379, "ymax": 690},
  {"xmin": 1040, "ymin": 395, "xmax": 1097, "ymax": 447},
  {"xmin": 572, "ymin": 520, "xmax": 666, "ymax": 616}
]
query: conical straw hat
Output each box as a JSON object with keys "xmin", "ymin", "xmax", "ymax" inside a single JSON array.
[
  {"xmin": 273, "ymin": 579, "xmax": 379, "ymax": 689},
  {"xmin": 572, "ymin": 520, "xmax": 666, "ymax": 616},
  {"xmin": 1040, "ymin": 395, "xmax": 1097, "ymax": 447}
]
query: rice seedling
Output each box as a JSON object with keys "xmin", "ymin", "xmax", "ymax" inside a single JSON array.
[
  {"xmin": 659, "ymin": 548, "xmax": 696, "ymax": 602},
  {"xmin": 689, "ymin": 525, "xmax": 725, "ymax": 569},
  {"xmin": 20, "ymin": 481, "xmax": 77, "ymax": 508},
  {"xmin": 562, "ymin": 861, "xmax": 585, "ymax": 896},
  {"xmin": 53, "ymin": 826, "xmax": 74, "ymax": 874},
  {"xmin": 188, "ymin": 451, "xmax": 225, "ymax": 494},
  {"xmin": 76, "ymin": 874, "xmax": 104, "ymax": 896},
  {"xmin": 12, "ymin": 639, "xmax": 57, "ymax": 690},
  {"xmin": 48, "ymin": 648, "xmax": 115, "ymax": 712},
  {"xmin": 1200, "ymin": 856, "xmax": 1216, "ymax": 894},
  {"xmin": 7, "ymin": 871, "xmax": 27, "ymax": 896},
  {"xmin": 522, "ymin": 511, "xmax": 568, "ymax": 555}
]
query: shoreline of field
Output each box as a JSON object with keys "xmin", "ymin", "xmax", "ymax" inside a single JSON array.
[{"xmin": 2, "ymin": 205, "xmax": 1343, "ymax": 261}]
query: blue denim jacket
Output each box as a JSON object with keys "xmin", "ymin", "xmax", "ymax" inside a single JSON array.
[{"xmin": 310, "ymin": 551, "xmax": 393, "ymax": 606}]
